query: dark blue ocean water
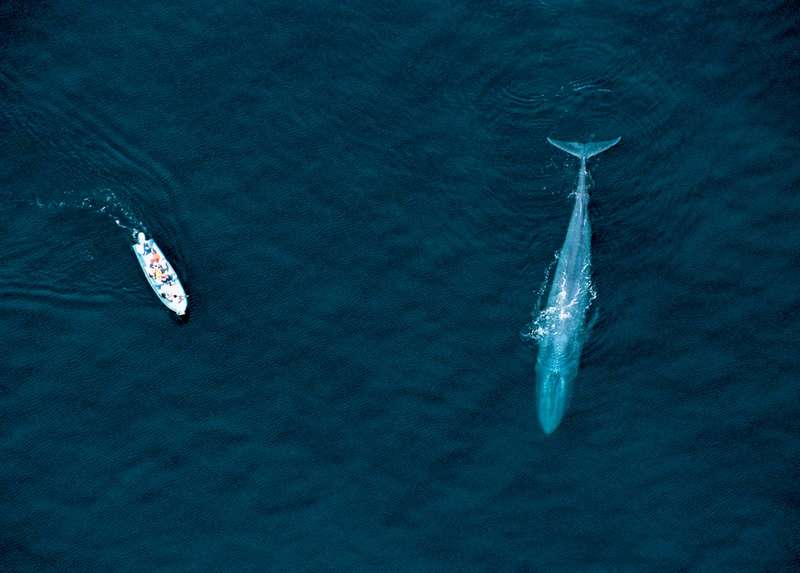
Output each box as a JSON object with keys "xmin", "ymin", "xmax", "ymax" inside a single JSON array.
[{"xmin": 2, "ymin": 1, "xmax": 799, "ymax": 571}]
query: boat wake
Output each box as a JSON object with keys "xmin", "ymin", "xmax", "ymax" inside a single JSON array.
[
  {"xmin": 0, "ymin": 67, "xmax": 177, "ymax": 240},
  {"xmin": 30, "ymin": 188, "xmax": 146, "ymax": 235}
]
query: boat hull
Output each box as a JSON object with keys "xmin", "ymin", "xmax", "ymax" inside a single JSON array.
[{"xmin": 132, "ymin": 238, "xmax": 187, "ymax": 315}]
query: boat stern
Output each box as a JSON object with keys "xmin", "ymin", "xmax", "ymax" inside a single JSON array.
[{"xmin": 172, "ymin": 296, "xmax": 188, "ymax": 316}]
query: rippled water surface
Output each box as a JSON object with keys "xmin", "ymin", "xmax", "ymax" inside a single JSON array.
[{"xmin": 2, "ymin": 1, "xmax": 799, "ymax": 571}]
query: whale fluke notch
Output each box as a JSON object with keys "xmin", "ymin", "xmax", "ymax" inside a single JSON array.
[{"xmin": 547, "ymin": 137, "xmax": 621, "ymax": 159}]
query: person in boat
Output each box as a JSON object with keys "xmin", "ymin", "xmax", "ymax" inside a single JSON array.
[{"xmin": 137, "ymin": 233, "xmax": 150, "ymax": 255}]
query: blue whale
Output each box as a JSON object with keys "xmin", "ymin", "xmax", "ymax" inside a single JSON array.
[{"xmin": 535, "ymin": 136, "xmax": 620, "ymax": 434}]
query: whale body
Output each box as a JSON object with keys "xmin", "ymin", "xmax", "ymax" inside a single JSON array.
[{"xmin": 535, "ymin": 136, "xmax": 620, "ymax": 434}]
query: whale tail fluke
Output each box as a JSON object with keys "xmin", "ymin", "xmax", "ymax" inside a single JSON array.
[{"xmin": 547, "ymin": 137, "xmax": 621, "ymax": 160}]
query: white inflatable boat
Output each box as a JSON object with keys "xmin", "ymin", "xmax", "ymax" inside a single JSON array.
[{"xmin": 132, "ymin": 232, "xmax": 188, "ymax": 315}]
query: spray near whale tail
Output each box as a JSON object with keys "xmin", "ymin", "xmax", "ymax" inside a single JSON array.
[{"xmin": 547, "ymin": 137, "xmax": 621, "ymax": 160}]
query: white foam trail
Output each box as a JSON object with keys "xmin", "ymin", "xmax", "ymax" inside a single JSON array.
[
  {"xmin": 31, "ymin": 187, "xmax": 146, "ymax": 235},
  {"xmin": 521, "ymin": 250, "xmax": 560, "ymax": 342}
]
